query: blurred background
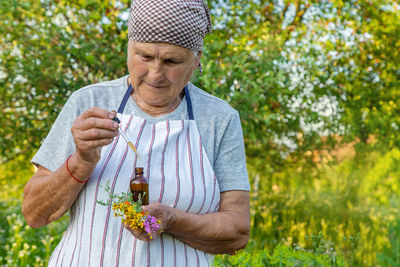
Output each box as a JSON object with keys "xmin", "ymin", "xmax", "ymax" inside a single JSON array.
[{"xmin": 1, "ymin": 0, "xmax": 399, "ymax": 266}]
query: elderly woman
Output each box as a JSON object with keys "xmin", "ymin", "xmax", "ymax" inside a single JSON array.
[{"xmin": 22, "ymin": 0, "xmax": 250, "ymax": 266}]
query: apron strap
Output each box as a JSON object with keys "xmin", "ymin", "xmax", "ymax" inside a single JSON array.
[
  {"xmin": 184, "ymin": 85, "xmax": 194, "ymax": 120},
  {"xmin": 117, "ymin": 84, "xmax": 134, "ymax": 114},
  {"xmin": 117, "ymin": 83, "xmax": 194, "ymax": 120}
]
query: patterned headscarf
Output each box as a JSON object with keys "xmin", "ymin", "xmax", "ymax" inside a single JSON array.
[{"xmin": 128, "ymin": 0, "xmax": 212, "ymax": 51}]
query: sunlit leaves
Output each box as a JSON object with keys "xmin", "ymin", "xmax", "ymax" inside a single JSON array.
[{"xmin": 0, "ymin": 0, "xmax": 130, "ymax": 161}]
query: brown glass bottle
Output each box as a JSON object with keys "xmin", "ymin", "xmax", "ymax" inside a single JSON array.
[{"xmin": 130, "ymin": 167, "xmax": 149, "ymax": 205}]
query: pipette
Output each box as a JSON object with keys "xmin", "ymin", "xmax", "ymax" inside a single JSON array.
[{"xmin": 113, "ymin": 117, "xmax": 139, "ymax": 157}]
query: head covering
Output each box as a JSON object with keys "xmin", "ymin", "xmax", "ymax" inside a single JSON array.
[{"xmin": 128, "ymin": 0, "xmax": 212, "ymax": 51}]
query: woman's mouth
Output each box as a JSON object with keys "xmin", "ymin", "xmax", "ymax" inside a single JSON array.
[{"xmin": 146, "ymin": 82, "xmax": 167, "ymax": 89}]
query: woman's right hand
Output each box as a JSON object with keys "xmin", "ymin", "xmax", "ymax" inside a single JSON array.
[
  {"xmin": 71, "ymin": 107, "xmax": 119, "ymax": 165},
  {"xmin": 23, "ymin": 107, "xmax": 119, "ymax": 228}
]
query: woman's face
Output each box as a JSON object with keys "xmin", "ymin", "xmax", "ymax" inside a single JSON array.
[{"xmin": 127, "ymin": 41, "xmax": 201, "ymax": 110}]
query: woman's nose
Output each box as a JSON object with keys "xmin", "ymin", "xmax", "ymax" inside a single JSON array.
[{"xmin": 147, "ymin": 62, "xmax": 164, "ymax": 82}]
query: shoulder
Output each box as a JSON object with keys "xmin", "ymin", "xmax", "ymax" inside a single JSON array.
[
  {"xmin": 188, "ymin": 82, "xmax": 239, "ymax": 123},
  {"xmin": 68, "ymin": 76, "xmax": 128, "ymax": 112},
  {"xmin": 187, "ymin": 82, "xmax": 242, "ymax": 166},
  {"xmin": 72, "ymin": 76, "xmax": 127, "ymax": 99}
]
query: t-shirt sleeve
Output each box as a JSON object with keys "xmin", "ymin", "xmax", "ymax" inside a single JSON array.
[
  {"xmin": 31, "ymin": 93, "xmax": 81, "ymax": 172},
  {"xmin": 214, "ymin": 111, "xmax": 250, "ymax": 192}
]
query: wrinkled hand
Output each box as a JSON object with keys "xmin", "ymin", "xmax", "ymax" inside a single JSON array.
[
  {"xmin": 71, "ymin": 107, "xmax": 118, "ymax": 164},
  {"xmin": 124, "ymin": 202, "xmax": 177, "ymax": 241}
]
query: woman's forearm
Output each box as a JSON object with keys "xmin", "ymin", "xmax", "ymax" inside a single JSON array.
[
  {"xmin": 163, "ymin": 191, "xmax": 250, "ymax": 254},
  {"xmin": 22, "ymin": 153, "xmax": 95, "ymax": 228},
  {"xmin": 168, "ymin": 210, "xmax": 250, "ymax": 254}
]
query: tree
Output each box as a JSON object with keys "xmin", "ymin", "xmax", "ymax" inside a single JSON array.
[
  {"xmin": 0, "ymin": 0, "xmax": 322, "ymax": 165},
  {"xmin": 284, "ymin": 0, "xmax": 400, "ymax": 149},
  {"xmin": 0, "ymin": 0, "xmax": 130, "ymax": 161}
]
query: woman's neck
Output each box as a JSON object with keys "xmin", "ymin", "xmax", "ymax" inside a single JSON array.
[
  {"xmin": 133, "ymin": 92, "xmax": 183, "ymax": 117},
  {"xmin": 128, "ymin": 77, "xmax": 183, "ymax": 117}
]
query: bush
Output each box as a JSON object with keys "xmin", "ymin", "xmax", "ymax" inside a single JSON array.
[
  {"xmin": 0, "ymin": 199, "xmax": 68, "ymax": 266},
  {"xmin": 0, "ymin": 159, "xmax": 68, "ymax": 266},
  {"xmin": 214, "ymin": 244, "xmax": 348, "ymax": 267},
  {"xmin": 377, "ymin": 219, "xmax": 400, "ymax": 267}
]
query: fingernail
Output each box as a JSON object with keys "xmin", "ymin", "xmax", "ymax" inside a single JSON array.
[
  {"xmin": 109, "ymin": 112, "xmax": 115, "ymax": 119},
  {"xmin": 113, "ymin": 122, "xmax": 118, "ymax": 129}
]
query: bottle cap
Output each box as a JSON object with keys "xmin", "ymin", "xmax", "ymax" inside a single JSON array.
[{"xmin": 135, "ymin": 167, "xmax": 144, "ymax": 174}]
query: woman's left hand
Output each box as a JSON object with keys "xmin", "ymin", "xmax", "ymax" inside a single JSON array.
[
  {"xmin": 124, "ymin": 203, "xmax": 176, "ymax": 241},
  {"xmin": 125, "ymin": 191, "xmax": 250, "ymax": 254}
]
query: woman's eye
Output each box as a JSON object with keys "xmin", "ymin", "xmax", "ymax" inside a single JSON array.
[
  {"xmin": 165, "ymin": 59, "xmax": 180, "ymax": 64},
  {"xmin": 139, "ymin": 55, "xmax": 152, "ymax": 61}
]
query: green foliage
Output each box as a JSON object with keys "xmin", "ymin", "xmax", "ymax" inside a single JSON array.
[
  {"xmin": 377, "ymin": 219, "xmax": 400, "ymax": 267},
  {"xmin": 214, "ymin": 243, "xmax": 348, "ymax": 267},
  {"xmin": 286, "ymin": 0, "xmax": 400, "ymax": 148},
  {"xmin": 0, "ymin": 160, "xmax": 68, "ymax": 266},
  {"xmin": 0, "ymin": 0, "xmax": 130, "ymax": 161},
  {"xmin": 249, "ymin": 148, "xmax": 400, "ymax": 265},
  {"xmin": 199, "ymin": 0, "xmax": 323, "ymax": 170},
  {"xmin": 0, "ymin": 158, "xmax": 34, "ymax": 200},
  {"xmin": 1, "ymin": 0, "xmax": 399, "ymax": 169},
  {"xmin": 0, "ymin": 199, "xmax": 68, "ymax": 267},
  {"xmin": 96, "ymin": 179, "xmax": 144, "ymax": 213}
]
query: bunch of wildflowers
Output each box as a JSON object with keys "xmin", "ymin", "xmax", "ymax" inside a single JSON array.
[{"xmin": 97, "ymin": 180, "xmax": 162, "ymax": 239}]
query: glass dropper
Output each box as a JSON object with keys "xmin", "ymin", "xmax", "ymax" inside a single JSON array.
[{"xmin": 112, "ymin": 117, "xmax": 139, "ymax": 158}]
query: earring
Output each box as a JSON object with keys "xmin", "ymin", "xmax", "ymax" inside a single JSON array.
[{"xmin": 198, "ymin": 63, "xmax": 203, "ymax": 73}]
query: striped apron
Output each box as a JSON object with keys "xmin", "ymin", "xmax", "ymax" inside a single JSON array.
[{"xmin": 48, "ymin": 85, "xmax": 221, "ymax": 267}]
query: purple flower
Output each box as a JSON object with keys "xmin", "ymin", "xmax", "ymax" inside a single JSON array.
[{"xmin": 141, "ymin": 215, "xmax": 161, "ymax": 238}]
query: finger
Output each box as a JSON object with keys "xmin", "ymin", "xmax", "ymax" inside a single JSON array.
[
  {"xmin": 124, "ymin": 223, "xmax": 150, "ymax": 241},
  {"xmin": 110, "ymin": 110, "xmax": 117, "ymax": 119},
  {"xmin": 77, "ymin": 128, "xmax": 118, "ymax": 141},
  {"xmin": 74, "ymin": 116, "xmax": 119, "ymax": 132},
  {"xmin": 80, "ymin": 106, "xmax": 115, "ymax": 120},
  {"xmin": 71, "ymin": 119, "xmax": 118, "ymax": 142},
  {"xmin": 74, "ymin": 138, "xmax": 114, "ymax": 151}
]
